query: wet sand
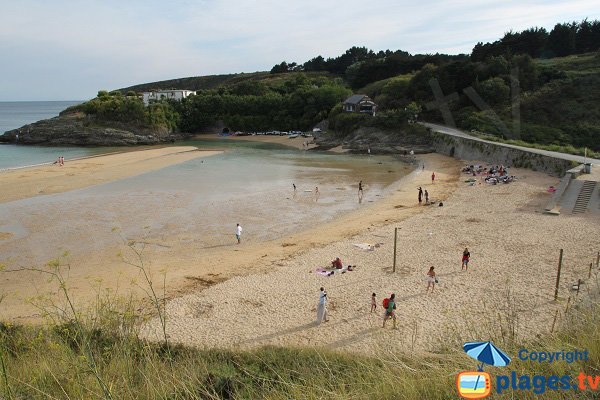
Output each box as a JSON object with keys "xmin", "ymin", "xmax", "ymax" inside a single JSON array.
[
  {"xmin": 0, "ymin": 146, "xmax": 219, "ymax": 204},
  {"xmin": 203, "ymin": 134, "xmax": 318, "ymax": 150}
]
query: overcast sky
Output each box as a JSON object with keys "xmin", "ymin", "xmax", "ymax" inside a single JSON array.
[{"xmin": 0, "ymin": 0, "xmax": 598, "ymax": 101}]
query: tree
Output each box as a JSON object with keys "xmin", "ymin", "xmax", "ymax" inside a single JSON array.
[
  {"xmin": 478, "ymin": 77, "xmax": 510, "ymax": 105},
  {"xmin": 547, "ymin": 23, "xmax": 577, "ymax": 57},
  {"xmin": 270, "ymin": 61, "xmax": 289, "ymax": 74},
  {"xmin": 405, "ymin": 102, "xmax": 422, "ymax": 123},
  {"xmin": 576, "ymin": 19, "xmax": 600, "ymax": 53}
]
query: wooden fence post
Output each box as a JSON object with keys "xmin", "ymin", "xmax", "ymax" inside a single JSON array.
[
  {"xmin": 589, "ymin": 262, "xmax": 593, "ymax": 279},
  {"xmin": 393, "ymin": 228, "xmax": 398, "ymax": 273},
  {"xmin": 554, "ymin": 249, "xmax": 563, "ymax": 301},
  {"xmin": 551, "ymin": 309, "xmax": 560, "ymax": 333}
]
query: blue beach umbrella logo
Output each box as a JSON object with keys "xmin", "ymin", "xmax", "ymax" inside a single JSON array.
[
  {"xmin": 456, "ymin": 342, "xmax": 511, "ymax": 399},
  {"xmin": 463, "ymin": 341, "xmax": 511, "ymax": 370}
]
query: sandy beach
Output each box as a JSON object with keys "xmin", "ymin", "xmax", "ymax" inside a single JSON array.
[
  {"xmin": 3, "ymin": 138, "xmax": 598, "ymax": 359},
  {"xmin": 141, "ymin": 163, "xmax": 600, "ymax": 356},
  {"xmin": 0, "ymin": 146, "xmax": 219, "ymax": 204},
  {"xmin": 0, "ymin": 149, "xmax": 456, "ymax": 322}
]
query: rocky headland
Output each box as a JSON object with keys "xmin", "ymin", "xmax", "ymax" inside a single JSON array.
[{"xmin": 0, "ymin": 111, "xmax": 184, "ymax": 146}]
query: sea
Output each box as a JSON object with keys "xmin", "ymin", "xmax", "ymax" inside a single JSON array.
[
  {"xmin": 0, "ymin": 101, "xmax": 117, "ymax": 169},
  {"xmin": 0, "ymin": 101, "xmax": 413, "ymax": 268}
]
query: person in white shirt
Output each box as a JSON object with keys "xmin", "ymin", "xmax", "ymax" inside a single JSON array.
[
  {"xmin": 236, "ymin": 223, "xmax": 242, "ymax": 244},
  {"xmin": 316, "ymin": 287, "xmax": 329, "ymax": 324}
]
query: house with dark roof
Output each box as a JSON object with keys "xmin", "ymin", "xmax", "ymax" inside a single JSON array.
[{"xmin": 343, "ymin": 94, "xmax": 377, "ymax": 116}]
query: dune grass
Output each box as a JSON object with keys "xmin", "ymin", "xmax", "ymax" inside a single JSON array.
[
  {"xmin": 1, "ymin": 256, "xmax": 599, "ymax": 399},
  {"xmin": 1, "ymin": 301, "xmax": 599, "ymax": 399}
]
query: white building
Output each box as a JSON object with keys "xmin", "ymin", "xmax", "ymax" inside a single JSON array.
[{"xmin": 142, "ymin": 90, "xmax": 196, "ymax": 106}]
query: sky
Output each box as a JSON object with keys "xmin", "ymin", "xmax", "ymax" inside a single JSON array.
[{"xmin": 0, "ymin": 0, "xmax": 598, "ymax": 101}]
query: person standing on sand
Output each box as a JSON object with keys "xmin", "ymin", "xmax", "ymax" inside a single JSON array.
[
  {"xmin": 426, "ymin": 266, "xmax": 436, "ymax": 292},
  {"xmin": 236, "ymin": 223, "xmax": 242, "ymax": 244},
  {"xmin": 358, "ymin": 180, "xmax": 364, "ymax": 203},
  {"xmin": 315, "ymin": 186, "xmax": 320, "ymax": 202},
  {"xmin": 317, "ymin": 287, "xmax": 329, "ymax": 324},
  {"xmin": 418, "ymin": 187, "xmax": 423, "ymax": 204},
  {"xmin": 382, "ymin": 294, "xmax": 397, "ymax": 329},
  {"xmin": 424, "ymin": 189, "xmax": 429, "ymax": 204},
  {"xmin": 462, "ymin": 248, "xmax": 470, "ymax": 270},
  {"xmin": 431, "ymin": 171, "xmax": 436, "ymax": 183},
  {"xmin": 371, "ymin": 293, "xmax": 377, "ymax": 313},
  {"xmin": 293, "ymin": 183, "xmax": 296, "ymax": 193}
]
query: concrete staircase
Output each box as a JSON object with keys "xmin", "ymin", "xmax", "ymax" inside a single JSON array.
[{"xmin": 572, "ymin": 181, "xmax": 597, "ymax": 214}]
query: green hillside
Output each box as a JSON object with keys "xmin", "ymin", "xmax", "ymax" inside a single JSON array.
[
  {"xmin": 118, "ymin": 71, "xmax": 335, "ymax": 93},
  {"xmin": 40, "ymin": 19, "xmax": 598, "ymax": 153}
]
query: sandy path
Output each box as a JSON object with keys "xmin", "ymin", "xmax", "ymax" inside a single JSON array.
[
  {"xmin": 0, "ymin": 147, "xmax": 220, "ymax": 204},
  {"xmin": 143, "ymin": 166, "xmax": 600, "ymax": 356}
]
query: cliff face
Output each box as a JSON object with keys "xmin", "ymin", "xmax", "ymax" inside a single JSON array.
[{"xmin": 0, "ymin": 112, "xmax": 184, "ymax": 146}]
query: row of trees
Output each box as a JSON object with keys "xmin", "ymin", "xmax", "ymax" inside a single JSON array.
[
  {"xmin": 174, "ymin": 77, "xmax": 351, "ymax": 132},
  {"xmin": 70, "ymin": 90, "xmax": 180, "ymax": 131},
  {"xmin": 270, "ymin": 46, "xmax": 466, "ymax": 89},
  {"xmin": 472, "ymin": 20, "xmax": 600, "ymax": 61},
  {"xmin": 73, "ymin": 74, "xmax": 352, "ymax": 135},
  {"xmin": 270, "ymin": 19, "xmax": 598, "ymax": 92}
]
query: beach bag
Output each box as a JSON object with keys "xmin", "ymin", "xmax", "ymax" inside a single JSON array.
[
  {"xmin": 382, "ymin": 298, "xmax": 390, "ymax": 309},
  {"xmin": 435, "ymin": 277, "xmax": 439, "ymax": 284}
]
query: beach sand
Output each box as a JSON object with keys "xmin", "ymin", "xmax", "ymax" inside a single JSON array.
[
  {"xmin": 0, "ymin": 146, "xmax": 219, "ymax": 204},
  {"xmin": 0, "ymin": 153, "xmax": 458, "ymax": 322},
  {"xmin": 141, "ymin": 164, "xmax": 600, "ymax": 356},
  {"xmin": 5, "ymin": 143, "xmax": 598, "ymax": 359},
  {"xmin": 210, "ymin": 134, "xmax": 319, "ymax": 150}
]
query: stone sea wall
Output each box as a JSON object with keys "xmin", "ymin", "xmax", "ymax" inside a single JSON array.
[{"xmin": 431, "ymin": 131, "xmax": 576, "ymax": 177}]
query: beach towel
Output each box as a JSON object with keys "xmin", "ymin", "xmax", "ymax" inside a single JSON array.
[
  {"xmin": 315, "ymin": 268, "xmax": 334, "ymax": 276},
  {"xmin": 354, "ymin": 243, "xmax": 374, "ymax": 251}
]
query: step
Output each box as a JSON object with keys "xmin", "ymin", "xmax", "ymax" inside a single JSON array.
[{"xmin": 572, "ymin": 181, "xmax": 597, "ymax": 214}]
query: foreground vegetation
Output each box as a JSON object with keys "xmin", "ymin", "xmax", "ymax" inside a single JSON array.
[{"xmin": 1, "ymin": 262, "xmax": 599, "ymax": 399}]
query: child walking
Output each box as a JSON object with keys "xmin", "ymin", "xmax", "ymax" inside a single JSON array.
[{"xmin": 370, "ymin": 293, "xmax": 377, "ymax": 313}]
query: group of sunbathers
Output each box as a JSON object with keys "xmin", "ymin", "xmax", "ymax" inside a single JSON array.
[{"xmin": 462, "ymin": 164, "xmax": 516, "ymax": 185}]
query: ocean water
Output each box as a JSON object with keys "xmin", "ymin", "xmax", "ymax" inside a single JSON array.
[
  {"xmin": 0, "ymin": 101, "xmax": 119, "ymax": 169},
  {"xmin": 0, "ymin": 138, "xmax": 413, "ymax": 267},
  {"xmin": 0, "ymin": 101, "xmax": 414, "ymax": 269},
  {"xmin": 0, "ymin": 101, "xmax": 82, "ymax": 134}
]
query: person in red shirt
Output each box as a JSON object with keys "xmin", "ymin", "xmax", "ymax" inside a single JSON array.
[
  {"xmin": 431, "ymin": 171, "xmax": 436, "ymax": 183},
  {"xmin": 331, "ymin": 257, "xmax": 343, "ymax": 269}
]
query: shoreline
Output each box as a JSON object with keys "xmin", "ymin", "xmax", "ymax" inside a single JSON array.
[
  {"xmin": 0, "ymin": 153, "xmax": 460, "ymax": 322},
  {"xmin": 0, "ymin": 146, "xmax": 221, "ymax": 204},
  {"xmin": 194, "ymin": 134, "xmax": 319, "ymax": 151}
]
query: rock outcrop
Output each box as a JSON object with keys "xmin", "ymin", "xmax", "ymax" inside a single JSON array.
[
  {"xmin": 0, "ymin": 112, "xmax": 184, "ymax": 146},
  {"xmin": 315, "ymin": 126, "xmax": 435, "ymax": 154}
]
